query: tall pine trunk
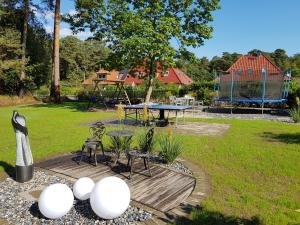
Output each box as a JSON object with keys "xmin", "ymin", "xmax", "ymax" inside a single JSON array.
[
  {"xmin": 19, "ymin": 0, "xmax": 29, "ymax": 98},
  {"xmin": 50, "ymin": 0, "xmax": 61, "ymax": 103}
]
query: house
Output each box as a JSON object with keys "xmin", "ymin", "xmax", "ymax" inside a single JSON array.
[
  {"xmin": 223, "ymin": 53, "xmax": 283, "ymax": 81},
  {"xmin": 83, "ymin": 67, "xmax": 193, "ymax": 87},
  {"xmin": 123, "ymin": 67, "xmax": 193, "ymax": 86},
  {"xmin": 82, "ymin": 69, "xmax": 125, "ymax": 88},
  {"xmin": 214, "ymin": 52, "xmax": 291, "ymax": 103}
]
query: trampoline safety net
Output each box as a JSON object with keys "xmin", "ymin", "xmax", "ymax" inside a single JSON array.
[{"xmin": 214, "ymin": 68, "xmax": 291, "ymax": 103}]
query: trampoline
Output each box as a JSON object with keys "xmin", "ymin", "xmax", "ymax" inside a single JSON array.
[{"xmin": 214, "ymin": 67, "xmax": 291, "ymax": 113}]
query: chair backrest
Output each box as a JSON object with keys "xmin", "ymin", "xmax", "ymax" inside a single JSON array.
[
  {"xmin": 141, "ymin": 127, "xmax": 155, "ymax": 154},
  {"xmin": 89, "ymin": 121, "xmax": 106, "ymax": 141},
  {"xmin": 169, "ymin": 96, "xmax": 176, "ymax": 104}
]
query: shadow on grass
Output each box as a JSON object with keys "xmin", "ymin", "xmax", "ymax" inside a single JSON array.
[
  {"xmin": 0, "ymin": 161, "xmax": 15, "ymax": 180},
  {"xmin": 171, "ymin": 206, "xmax": 263, "ymax": 225},
  {"xmin": 25, "ymin": 102, "xmax": 91, "ymax": 112},
  {"xmin": 262, "ymin": 132, "xmax": 300, "ymax": 144}
]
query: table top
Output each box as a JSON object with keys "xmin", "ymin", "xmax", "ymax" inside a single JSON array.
[
  {"xmin": 107, "ymin": 130, "xmax": 134, "ymax": 137},
  {"xmin": 124, "ymin": 104, "xmax": 192, "ymax": 110}
]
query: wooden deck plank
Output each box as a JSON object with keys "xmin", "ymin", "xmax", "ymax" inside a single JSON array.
[{"xmin": 37, "ymin": 154, "xmax": 196, "ymax": 213}]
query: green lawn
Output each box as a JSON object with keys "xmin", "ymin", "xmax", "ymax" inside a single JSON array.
[{"xmin": 0, "ymin": 103, "xmax": 299, "ymax": 225}]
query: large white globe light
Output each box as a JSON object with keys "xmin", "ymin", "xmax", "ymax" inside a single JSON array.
[
  {"xmin": 38, "ymin": 183, "xmax": 74, "ymax": 219},
  {"xmin": 90, "ymin": 176, "xmax": 130, "ymax": 219},
  {"xmin": 73, "ymin": 177, "xmax": 95, "ymax": 200}
]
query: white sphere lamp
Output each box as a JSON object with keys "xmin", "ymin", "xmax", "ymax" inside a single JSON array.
[
  {"xmin": 90, "ymin": 176, "xmax": 130, "ymax": 219},
  {"xmin": 38, "ymin": 183, "xmax": 74, "ymax": 219},
  {"xmin": 73, "ymin": 177, "xmax": 95, "ymax": 200}
]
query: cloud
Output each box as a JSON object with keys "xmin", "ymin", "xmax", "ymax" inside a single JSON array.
[{"xmin": 45, "ymin": 25, "xmax": 92, "ymax": 40}]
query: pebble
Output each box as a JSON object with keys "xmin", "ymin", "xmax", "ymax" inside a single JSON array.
[
  {"xmin": 0, "ymin": 170, "xmax": 151, "ymax": 225},
  {"xmin": 150, "ymin": 156, "xmax": 193, "ymax": 175}
]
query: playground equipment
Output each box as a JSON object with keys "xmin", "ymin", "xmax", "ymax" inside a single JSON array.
[
  {"xmin": 213, "ymin": 68, "xmax": 292, "ymax": 113},
  {"xmin": 87, "ymin": 69, "xmax": 131, "ymax": 109}
]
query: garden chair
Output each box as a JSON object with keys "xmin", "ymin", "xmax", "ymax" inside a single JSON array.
[
  {"xmin": 169, "ymin": 96, "xmax": 176, "ymax": 104},
  {"xmin": 127, "ymin": 128, "xmax": 155, "ymax": 179},
  {"xmin": 78, "ymin": 121, "xmax": 106, "ymax": 166}
]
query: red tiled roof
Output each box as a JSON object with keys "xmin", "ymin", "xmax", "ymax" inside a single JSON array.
[
  {"xmin": 172, "ymin": 68, "xmax": 193, "ymax": 84},
  {"xmin": 221, "ymin": 54, "xmax": 284, "ymax": 82},
  {"xmin": 124, "ymin": 68, "xmax": 193, "ymax": 85},
  {"xmin": 226, "ymin": 54, "xmax": 282, "ymax": 75}
]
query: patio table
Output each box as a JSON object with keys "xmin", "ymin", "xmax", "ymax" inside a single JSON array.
[
  {"xmin": 107, "ymin": 130, "xmax": 134, "ymax": 166},
  {"xmin": 124, "ymin": 104, "xmax": 192, "ymax": 126}
]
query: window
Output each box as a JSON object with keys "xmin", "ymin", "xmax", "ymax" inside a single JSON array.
[
  {"xmin": 163, "ymin": 71, "xmax": 169, "ymax": 77},
  {"xmin": 237, "ymin": 69, "xmax": 242, "ymax": 76},
  {"xmin": 98, "ymin": 74, "xmax": 107, "ymax": 80},
  {"xmin": 138, "ymin": 72, "xmax": 145, "ymax": 78},
  {"xmin": 248, "ymin": 68, "xmax": 253, "ymax": 76}
]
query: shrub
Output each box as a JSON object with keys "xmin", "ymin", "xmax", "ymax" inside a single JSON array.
[
  {"xmin": 288, "ymin": 107, "xmax": 300, "ymax": 123},
  {"xmin": 109, "ymin": 136, "xmax": 133, "ymax": 153},
  {"xmin": 3, "ymin": 70, "xmax": 20, "ymax": 95},
  {"xmin": 158, "ymin": 131, "xmax": 184, "ymax": 164},
  {"xmin": 22, "ymin": 77, "xmax": 37, "ymax": 92}
]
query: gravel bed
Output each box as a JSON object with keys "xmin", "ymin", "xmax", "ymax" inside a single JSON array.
[
  {"xmin": 150, "ymin": 156, "xmax": 193, "ymax": 175},
  {"xmin": 162, "ymin": 161, "xmax": 193, "ymax": 175},
  {"xmin": 0, "ymin": 170, "xmax": 151, "ymax": 225}
]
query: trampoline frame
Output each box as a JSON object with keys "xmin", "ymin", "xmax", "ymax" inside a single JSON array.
[{"xmin": 213, "ymin": 68, "xmax": 292, "ymax": 114}]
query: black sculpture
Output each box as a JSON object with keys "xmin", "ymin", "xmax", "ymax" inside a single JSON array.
[{"xmin": 11, "ymin": 111, "xmax": 33, "ymax": 182}]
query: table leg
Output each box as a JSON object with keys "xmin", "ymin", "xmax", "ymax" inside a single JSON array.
[
  {"xmin": 175, "ymin": 110, "xmax": 178, "ymax": 126},
  {"xmin": 159, "ymin": 109, "xmax": 165, "ymax": 120},
  {"xmin": 135, "ymin": 109, "xmax": 138, "ymax": 123}
]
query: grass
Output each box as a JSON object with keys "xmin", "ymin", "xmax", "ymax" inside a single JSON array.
[{"xmin": 0, "ymin": 102, "xmax": 299, "ymax": 225}]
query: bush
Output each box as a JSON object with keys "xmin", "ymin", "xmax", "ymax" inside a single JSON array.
[
  {"xmin": 3, "ymin": 70, "xmax": 20, "ymax": 95},
  {"xmin": 287, "ymin": 80, "xmax": 300, "ymax": 108},
  {"xmin": 288, "ymin": 107, "xmax": 300, "ymax": 123},
  {"xmin": 158, "ymin": 131, "xmax": 184, "ymax": 164},
  {"xmin": 22, "ymin": 77, "xmax": 37, "ymax": 92},
  {"xmin": 109, "ymin": 136, "xmax": 133, "ymax": 153}
]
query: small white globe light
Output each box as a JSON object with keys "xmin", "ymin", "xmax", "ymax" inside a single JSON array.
[
  {"xmin": 38, "ymin": 183, "xmax": 74, "ymax": 219},
  {"xmin": 90, "ymin": 176, "xmax": 130, "ymax": 219},
  {"xmin": 73, "ymin": 177, "xmax": 95, "ymax": 200}
]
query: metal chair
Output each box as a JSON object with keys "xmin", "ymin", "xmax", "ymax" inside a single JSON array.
[
  {"xmin": 169, "ymin": 96, "xmax": 176, "ymax": 104},
  {"xmin": 127, "ymin": 128, "xmax": 155, "ymax": 179},
  {"xmin": 78, "ymin": 121, "xmax": 106, "ymax": 166}
]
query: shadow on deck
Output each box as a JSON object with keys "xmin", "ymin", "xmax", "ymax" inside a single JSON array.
[{"xmin": 36, "ymin": 153, "xmax": 196, "ymax": 213}]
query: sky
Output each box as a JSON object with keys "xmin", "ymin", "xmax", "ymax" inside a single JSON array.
[{"xmin": 37, "ymin": 0, "xmax": 300, "ymax": 59}]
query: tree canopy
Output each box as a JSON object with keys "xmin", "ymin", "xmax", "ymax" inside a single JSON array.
[
  {"xmin": 66, "ymin": 0, "xmax": 220, "ymax": 101},
  {"xmin": 60, "ymin": 36, "xmax": 110, "ymax": 82}
]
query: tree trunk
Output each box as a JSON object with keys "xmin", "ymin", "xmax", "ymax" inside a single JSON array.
[
  {"xmin": 145, "ymin": 58, "xmax": 155, "ymax": 103},
  {"xmin": 19, "ymin": 0, "xmax": 29, "ymax": 98},
  {"xmin": 145, "ymin": 77, "xmax": 154, "ymax": 104},
  {"xmin": 50, "ymin": 0, "xmax": 61, "ymax": 103}
]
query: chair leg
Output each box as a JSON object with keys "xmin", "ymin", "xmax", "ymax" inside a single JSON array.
[
  {"xmin": 143, "ymin": 158, "xmax": 147, "ymax": 169},
  {"xmin": 94, "ymin": 149, "xmax": 97, "ymax": 166},
  {"xmin": 127, "ymin": 157, "xmax": 130, "ymax": 168},
  {"xmin": 78, "ymin": 145, "xmax": 85, "ymax": 165},
  {"xmin": 129, "ymin": 156, "xmax": 135, "ymax": 180},
  {"xmin": 146, "ymin": 158, "xmax": 152, "ymax": 177},
  {"xmin": 100, "ymin": 142, "xmax": 105, "ymax": 156}
]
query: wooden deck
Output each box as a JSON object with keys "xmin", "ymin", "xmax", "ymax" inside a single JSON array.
[{"xmin": 36, "ymin": 154, "xmax": 196, "ymax": 212}]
